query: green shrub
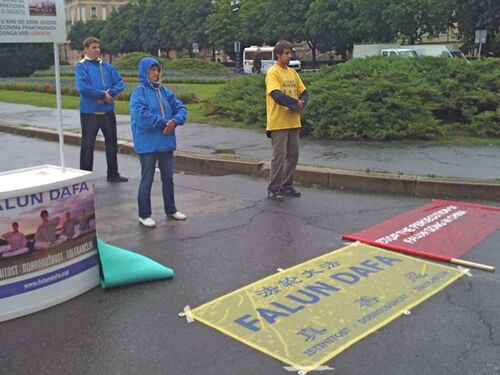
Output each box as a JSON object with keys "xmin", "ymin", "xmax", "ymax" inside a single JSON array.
[
  {"xmin": 305, "ymin": 58, "xmax": 445, "ymax": 140},
  {"xmin": 203, "ymin": 57, "xmax": 500, "ymax": 140},
  {"xmin": 204, "ymin": 75, "xmax": 266, "ymax": 125},
  {"xmin": 468, "ymin": 109, "xmax": 500, "ymax": 137},
  {"xmin": 164, "ymin": 58, "xmax": 231, "ymax": 75},
  {"xmin": 0, "ymin": 81, "xmax": 199, "ymax": 104},
  {"xmin": 111, "ymin": 52, "xmax": 166, "ymax": 71},
  {"xmin": 113, "ymin": 52, "xmax": 231, "ymax": 75},
  {"xmin": 31, "ymin": 70, "xmax": 228, "ymax": 84}
]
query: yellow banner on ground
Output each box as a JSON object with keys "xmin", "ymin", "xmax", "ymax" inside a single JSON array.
[{"xmin": 191, "ymin": 243, "xmax": 465, "ymax": 372}]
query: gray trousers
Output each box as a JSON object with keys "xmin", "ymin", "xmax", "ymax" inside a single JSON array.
[{"xmin": 268, "ymin": 128, "xmax": 300, "ymax": 192}]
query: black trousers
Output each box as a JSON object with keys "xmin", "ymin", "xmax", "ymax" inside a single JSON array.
[{"xmin": 80, "ymin": 111, "xmax": 119, "ymax": 177}]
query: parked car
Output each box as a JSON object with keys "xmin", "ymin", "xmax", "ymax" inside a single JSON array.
[{"xmin": 380, "ymin": 48, "xmax": 418, "ymax": 57}]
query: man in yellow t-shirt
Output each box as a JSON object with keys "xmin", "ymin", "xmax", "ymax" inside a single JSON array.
[{"xmin": 265, "ymin": 40, "xmax": 309, "ymax": 201}]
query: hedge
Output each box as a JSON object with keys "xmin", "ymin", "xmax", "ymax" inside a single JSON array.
[
  {"xmin": 112, "ymin": 53, "xmax": 232, "ymax": 75},
  {"xmin": 204, "ymin": 57, "xmax": 500, "ymax": 140},
  {"xmin": 0, "ymin": 82, "xmax": 199, "ymax": 104}
]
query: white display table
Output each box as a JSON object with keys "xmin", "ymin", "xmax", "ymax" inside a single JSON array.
[{"xmin": 0, "ymin": 165, "xmax": 100, "ymax": 322}]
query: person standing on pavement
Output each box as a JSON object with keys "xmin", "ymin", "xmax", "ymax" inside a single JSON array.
[
  {"xmin": 252, "ymin": 49, "xmax": 262, "ymax": 74},
  {"xmin": 130, "ymin": 57, "xmax": 188, "ymax": 228},
  {"xmin": 75, "ymin": 37, "xmax": 128, "ymax": 183},
  {"xmin": 265, "ymin": 40, "xmax": 309, "ymax": 201}
]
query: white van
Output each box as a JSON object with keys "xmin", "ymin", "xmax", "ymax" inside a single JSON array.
[
  {"xmin": 405, "ymin": 45, "xmax": 467, "ymax": 60},
  {"xmin": 353, "ymin": 43, "xmax": 400, "ymax": 58},
  {"xmin": 243, "ymin": 46, "xmax": 301, "ymax": 74}
]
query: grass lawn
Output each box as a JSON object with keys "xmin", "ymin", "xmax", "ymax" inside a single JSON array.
[{"xmin": 0, "ymin": 87, "xmax": 240, "ymax": 127}]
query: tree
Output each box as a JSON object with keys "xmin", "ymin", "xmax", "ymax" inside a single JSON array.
[
  {"xmin": 351, "ymin": 0, "xmax": 396, "ymax": 43},
  {"xmin": 239, "ymin": 0, "xmax": 274, "ymax": 46},
  {"xmin": 67, "ymin": 20, "xmax": 106, "ymax": 51},
  {"xmin": 157, "ymin": 0, "xmax": 212, "ymax": 55},
  {"xmin": 0, "ymin": 43, "xmax": 53, "ymax": 77},
  {"xmin": 100, "ymin": 3, "xmax": 143, "ymax": 55},
  {"xmin": 384, "ymin": 0, "xmax": 455, "ymax": 44},
  {"xmin": 306, "ymin": 0, "xmax": 357, "ymax": 59},
  {"xmin": 205, "ymin": 0, "xmax": 238, "ymax": 53},
  {"xmin": 67, "ymin": 22, "xmax": 88, "ymax": 51},
  {"xmin": 140, "ymin": 0, "xmax": 164, "ymax": 54},
  {"xmin": 455, "ymin": 0, "xmax": 500, "ymax": 56},
  {"xmin": 179, "ymin": 0, "xmax": 213, "ymax": 52}
]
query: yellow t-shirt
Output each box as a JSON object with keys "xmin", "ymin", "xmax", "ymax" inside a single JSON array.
[{"xmin": 265, "ymin": 64, "xmax": 307, "ymax": 131}]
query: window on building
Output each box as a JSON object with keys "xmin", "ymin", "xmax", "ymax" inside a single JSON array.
[{"xmin": 91, "ymin": 7, "xmax": 97, "ymax": 18}]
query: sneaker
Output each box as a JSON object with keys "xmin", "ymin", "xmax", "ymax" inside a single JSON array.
[
  {"xmin": 282, "ymin": 187, "xmax": 301, "ymax": 197},
  {"xmin": 139, "ymin": 217, "xmax": 156, "ymax": 227},
  {"xmin": 107, "ymin": 174, "xmax": 128, "ymax": 183},
  {"xmin": 167, "ymin": 211, "xmax": 187, "ymax": 220},
  {"xmin": 267, "ymin": 189, "xmax": 284, "ymax": 202}
]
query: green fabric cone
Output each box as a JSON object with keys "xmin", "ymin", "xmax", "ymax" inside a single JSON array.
[{"xmin": 97, "ymin": 238, "xmax": 174, "ymax": 288}]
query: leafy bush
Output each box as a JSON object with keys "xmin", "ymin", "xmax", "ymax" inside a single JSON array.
[
  {"xmin": 305, "ymin": 58, "xmax": 445, "ymax": 140},
  {"xmin": 163, "ymin": 58, "xmax": 231, "ymax": 75},
  {"xmin": 31, "ymin": 70, "xmax": 229, "ymax": 84},
  {"xmin": 111, "ymin": 52, "xmax": 167, "ymax": 71},
  {"xmin": 112, "ymin": 52, "xmax": 231, "ymax": 75},
  {"xmin": 204, "ymin": 57, "xmax": 500, "ymax": 140},
  {"xmin": 203, "ymin": 75, "xmax": 267, "ymax": 125},
  {"xmin": 0, "ymin": 82, "xmax": 199, "ymax": 104}
]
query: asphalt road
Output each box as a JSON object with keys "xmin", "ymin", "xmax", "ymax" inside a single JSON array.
[{"xmin": 1, "ymin": 133, "xmax": 499, "ymax": 375}]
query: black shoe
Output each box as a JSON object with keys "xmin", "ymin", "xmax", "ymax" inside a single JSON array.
[
  {"xmin": 282, "ymin": 187, "xmax": 301, "ymax": 197},
  {"xmin": 267, "ymin": 189, "xmax": 284, "ymax": 202},
  {"xmin": 107, "ymin": 174, "xmax": 128, "ymax": 183}
]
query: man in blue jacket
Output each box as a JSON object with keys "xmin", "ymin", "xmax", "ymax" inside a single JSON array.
[
  {"xmin": 130, "ymin": 57, "xmax": 188, "ymax": 227},
  {"xmin": 75, "ymin": 37, "xmax": 128, "ymax": 182}
]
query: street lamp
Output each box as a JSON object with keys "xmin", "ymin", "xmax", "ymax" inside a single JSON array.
[{"xmin": 231, "ymin": 0, "xmax": 241, "ymax": 71}]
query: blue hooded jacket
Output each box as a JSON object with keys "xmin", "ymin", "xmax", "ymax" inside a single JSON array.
[
  {"xmin": 75, "ymin": 58, "xmax": 126, "ymax": 114},
  {"xmin": 130, "ymin": 57, "xmax": 188, "ymax": 154}
]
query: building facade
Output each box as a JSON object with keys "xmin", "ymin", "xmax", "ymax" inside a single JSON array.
[
  {"xmin": 62, "ymin": 0, "xmax": 130, "ymax": 62},
  {"xmin": 64, "ymin": 0, "xmax": 129, "ymax": 26}
]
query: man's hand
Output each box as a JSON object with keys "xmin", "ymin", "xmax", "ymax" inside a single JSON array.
[
  {"xmin": 296, "ymin": 100, "xmax": 305, "ymax": 113},
  {"xmin": 163, "ymin": 119, "xmax": 176, "ymax": 135},
  {"xmin": 104, "ymin": 90, "xmax": 114, "ymax": 103}
]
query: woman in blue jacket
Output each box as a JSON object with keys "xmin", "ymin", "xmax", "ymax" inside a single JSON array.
[{"xmin": 130, "ymin": 57, "xmax": 188, "ymax": 228}]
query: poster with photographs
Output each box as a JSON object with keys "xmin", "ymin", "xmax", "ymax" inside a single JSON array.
[
  {"xmin": 0, "ymin": 0, "xmax": 66, "ymax": 43},
  {"xmin": 0, "ymin": 166, "xmax": 100, "ymax": 322}
]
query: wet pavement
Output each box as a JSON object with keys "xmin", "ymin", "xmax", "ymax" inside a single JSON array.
[
  {"xmin": 0, "ymin": 134, "xmax": 499, "ymax": 375},
  {"xmin": 1, "ymin": 102, "xmax": 499, "ymax": 180}
]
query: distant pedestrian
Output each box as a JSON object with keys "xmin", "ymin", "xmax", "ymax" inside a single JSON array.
[
  {"xmin": 130, "ymin": 57, "xmax": 188, "ymax": 228},
  {"xmin": 252, "ymin": 49, "xmax": 262, "ymax": 73},
  {"xmin": 75, "ymin": 37, "xmax": 128, "ymax": 182},
  {"xmin": 265, "ymin": 40, "xmax": 309, "ymax": 201}
]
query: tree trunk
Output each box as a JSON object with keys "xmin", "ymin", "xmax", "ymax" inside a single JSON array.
[{"xmin": 307, "ymin": 40, "xmax": 317, "ymax": 69}]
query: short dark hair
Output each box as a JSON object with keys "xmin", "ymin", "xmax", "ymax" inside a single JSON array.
[
  {"xmin": 40, "ymin": 210, "xmax": 48, "ymax": 217},
  {"xmin": 82, "ymin": 37, "xmax": 100, "ymax": 48},
  {"xmin": 274, "ymin": 40, "xmax": 293, "ymax": 59}
]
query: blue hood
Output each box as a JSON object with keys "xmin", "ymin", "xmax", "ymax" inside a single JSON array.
[{"xmin": 138, "ymin": 57, "xmax": 162, "ymax": 88}]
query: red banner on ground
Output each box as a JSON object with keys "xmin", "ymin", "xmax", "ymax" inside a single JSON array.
[{"xmin": 343, "ymin": 200, "xmax": 500, "ymax": 260}]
